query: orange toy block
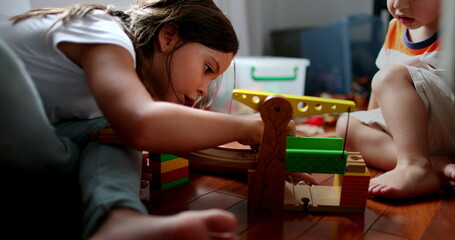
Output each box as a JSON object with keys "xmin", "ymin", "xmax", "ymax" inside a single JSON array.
[{"xmin": 337, "ymin": 168, "xmax": 370, "ymax": 207}]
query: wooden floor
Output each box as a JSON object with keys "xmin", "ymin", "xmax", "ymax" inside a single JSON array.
[{"xmin": 143, "ymin": 168, "xmax": 455, "ymax": 240}]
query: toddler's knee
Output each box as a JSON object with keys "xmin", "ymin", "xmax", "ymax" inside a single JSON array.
[
  {"xmin": 335, "ymin": 115, "xmax": 349, "ymax": 138},
  {"xmin": 371, "ymin": 65, "xmax": 411, "ymax": 93}
]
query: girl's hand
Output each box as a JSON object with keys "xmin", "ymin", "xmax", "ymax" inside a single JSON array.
[
  {"xmin": 236, "ymin": 113, "xmax": 263, "ymax": 147},
  {"xmin": 237, "ymin": 113, "xmax": 296, "ymax": 148}
]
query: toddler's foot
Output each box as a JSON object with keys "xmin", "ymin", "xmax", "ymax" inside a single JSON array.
[
  {"xmin": 89, "ymin": 208, "xmax": 238, "ymax": 240},
  {"xmin": 431, "ymin": 156, "xmax": 455, "ymax": 188},
  {"xmin": 369, "ymin": 163, "xmax": 441, "ymax": 198},
  {"xmin": 443, "ymin": 164, "xmax": 455, "ymax": 187}
]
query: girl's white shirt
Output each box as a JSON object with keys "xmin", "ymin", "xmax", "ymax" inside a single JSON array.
[{"xmin": 0, "ymin": 10, "xmax": 135, "ymax": 123}]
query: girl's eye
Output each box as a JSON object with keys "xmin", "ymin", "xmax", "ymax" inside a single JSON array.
[{"xmin": 205, "ymin": 65, "xmax": 214, "ymax": 74}]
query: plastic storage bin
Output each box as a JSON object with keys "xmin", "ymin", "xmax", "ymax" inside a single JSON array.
[
  {"xmin": 272, "ymin": 14, "xmax": 384, "ymax": 98},
  {"xmin": 210, "ymin": 56, "xmax": 310, "ymax": 115}
]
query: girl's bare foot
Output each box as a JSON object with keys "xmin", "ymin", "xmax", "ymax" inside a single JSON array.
[
  {"xmin": 368, "ymin": 163, "xmax": 441, "ymax": 198},
  {"xmin": 89, "ymin": 208, "xmax": 238, "ymax": 240}
]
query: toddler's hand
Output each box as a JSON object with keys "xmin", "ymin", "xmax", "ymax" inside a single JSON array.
[{"xmin": 286, "ymin": 172, "xmax": 320, "ymax": 185}]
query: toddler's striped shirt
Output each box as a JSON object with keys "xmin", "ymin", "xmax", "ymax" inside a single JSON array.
[{"xmin": 376, "ymin": 19, "xmax": 440, "ymax": 73}]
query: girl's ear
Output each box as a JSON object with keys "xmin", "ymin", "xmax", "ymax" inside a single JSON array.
[{"xmin": 157, "ymin": 23, "xmax": 179, "ymax": 53}]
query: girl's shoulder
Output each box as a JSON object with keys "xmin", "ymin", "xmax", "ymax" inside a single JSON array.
[{"xmin": 50, "ymin": 10, "xmax": 136, "ymax": 65}]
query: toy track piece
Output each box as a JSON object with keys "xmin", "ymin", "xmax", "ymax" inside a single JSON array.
[{"xmin": 177, "ymin": 147, "xmax": 257, "ymax": 175}]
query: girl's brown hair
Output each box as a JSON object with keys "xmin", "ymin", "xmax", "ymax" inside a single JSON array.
[
  {"xmin": 11, "ymin": 0, "xmax": 239, "ymax": 107},
  {"xmin": 11, "ymin": 0, "xmax": 238, "ymax": 56}
]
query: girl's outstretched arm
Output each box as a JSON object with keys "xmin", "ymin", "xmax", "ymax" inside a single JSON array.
[{"xmin": 63, "ymin": 42, "xmax": 264, "ymax": 153}]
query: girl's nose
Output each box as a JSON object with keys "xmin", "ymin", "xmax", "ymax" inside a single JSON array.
[
  {"xmin": 197, "ymin": 82, "xmax": 208, "ymax": 96},
  {"xmin": 197, "ymin": 89, "xmax": 205, "ymax": 96}
]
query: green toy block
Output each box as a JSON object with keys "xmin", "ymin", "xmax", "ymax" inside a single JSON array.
[
  {"xmin": 159, "ymin": 177, "xmax": 189, "ymax": 190},
  {"xmin": 286, "ymin": 149, "xmax": 347, "ymax": 173},
  {"xmin": 149, "ymin": 153, "xmax": 180, "ymax": 162},
  {"xmin": 286, "ymin": 136, "xmax": 343, "ymax": 150},
  {"xmin": 285, "ymin": 136, "xmax": 347, "ymax": 174}
]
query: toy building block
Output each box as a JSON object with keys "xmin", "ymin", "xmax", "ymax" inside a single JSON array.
[
  {"xmin": 286, "ymin": 149, "xmax": 347, "ymax": 173},
  {"xmin": 346, "ymin": 152, "xmax": 366, "ymax": 173},
  {"xmin": 336, "ymin": 171, "xmax": 370, "ymax": 208},
  {"xmin": 335, "ymin": 153, "xmax": 370, "ymax": 208},
  {"xmin": 286, "ymin": 136, "xmax": 347, "ymax": 174},
  {"xmin": 148, "ymin": 153, "xmax": 189, "ymax": 190}
]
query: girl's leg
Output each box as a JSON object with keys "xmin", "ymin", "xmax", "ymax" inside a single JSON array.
[
  {"xmin": 79, "ymin": 133, "xmax": 238, "ymax": 240},
  {"xmin": 0, "ymin": 39, "xmax": 79, "ymax": 174},
  {"xmin": 77, "ymin": 133, "xmax": 145, "ymax": 238},
  {"xmin": 367, "ymin": 65, "xmax": 440, "ymax": 198}
]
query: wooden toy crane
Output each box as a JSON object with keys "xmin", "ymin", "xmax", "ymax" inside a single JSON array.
[{"xmin": 228, "ymin": 89, "xmax": 366, "ymax": 214}]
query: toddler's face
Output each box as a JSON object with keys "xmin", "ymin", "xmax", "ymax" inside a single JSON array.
[{"xmin": 387, "ymin": 0, "xmax": 440, "ymax": 30}]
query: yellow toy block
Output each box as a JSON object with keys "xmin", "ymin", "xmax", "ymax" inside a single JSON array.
[
  {"xmin": 148, "ymin": 153, "xmax": 188, "ymax": 173},
  {"xmin": 161, "ymin": 158, "xmax": 188, "ymax": 173}
]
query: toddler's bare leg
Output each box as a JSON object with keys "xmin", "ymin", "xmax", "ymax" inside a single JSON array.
[
  {"xmin": 367, "ymin": 65, "xmax": 440, "ymax": 198},
  {"xmin": 336, "ymin": 116, "xmax": 397, "ymax": 171}
]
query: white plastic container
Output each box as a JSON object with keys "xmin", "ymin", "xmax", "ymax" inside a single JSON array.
[{"xmin": 211, "ymin": 56, "xmax": 310, "ymax": 114}]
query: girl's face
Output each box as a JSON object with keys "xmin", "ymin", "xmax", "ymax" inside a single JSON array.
[
  {"xmin": 387, "ymin": 0, "xmax": 440, "ymax": 31},
  {"xmin": 148, "ymin": 42, "xmax": 234, "ymax": 106}
]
